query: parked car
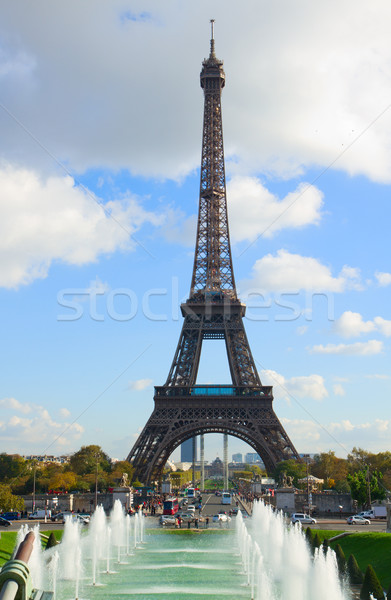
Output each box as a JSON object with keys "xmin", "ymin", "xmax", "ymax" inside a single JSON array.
[
  {"xmin": 212, "ymin": 514, "xmax": 231, "ymax": 523},
  {"xmin": 0, "ymin": 516, "xmax": 11, "ymax": 527},
  {"xmin": 51, "ymin": 512, "xmax": 72, "ymax": 522},
  {"xmin": 2, "ymin": 512, "xmax": 21, "ymax": 520},
  {"xmin": 347, "ymin": 515, "xmax": 370, "ymax": 525},
  {"xmin": 159, "ymin": 515, "xmax": 177, "ymax": 526},
  {"xmin": 291, "ymin": 513, "xmax": 317, "ymax": 525}
]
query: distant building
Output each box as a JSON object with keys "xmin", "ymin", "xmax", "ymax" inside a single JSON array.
[
  {"xmin": 181, "ymin": 438, "xmax": 197, "ymax": 462},
  {"xmin": 232, "ymin": 453, "xmax": 243, "ymax": 463},
  {"xmin": 245, "ymin": 452, "xmax": 261, "ymax": 464}
]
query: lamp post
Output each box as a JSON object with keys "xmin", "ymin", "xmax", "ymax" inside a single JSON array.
[{"xmin": 32, "ymin": 462, "xmax": 37, "ymax": 512}]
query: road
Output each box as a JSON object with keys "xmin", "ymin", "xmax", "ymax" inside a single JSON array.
[{"xmin": 9, "ymin": 495, "xmax": 388, "ymax": 533}]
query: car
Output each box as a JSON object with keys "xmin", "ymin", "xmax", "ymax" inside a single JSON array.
[
  {"xmin": 0, "ymin": 516, "xmax": 11, "ymax": 527},
  {"xmin": 230, "ymin": 508, "xmax": 239, "ymax": 516},
  {"xmin": 187, "ymin": 505, "xmax": 196, "ymax": 513},
  {"xmin": 2, "ymin": 512, "xmax": 21, "ymax": 520},
  {"xmin": 51, "ymin": 512, "xmax": 73, "ymax": 522},
  {"xmin": 212, "ymin": 514, "xmax": 231, "ymax": 523},
  {"xmin": 215, "ymin": 491, "xmax": 222, "ymax": 496},
  {"xmin": 159, "ymin": 515, "xmax": 177, "ymax": 525},
  {"xmin": 346, "ymin": 515, "xmax": 370, "ymax": 525},
  {"xmin": 177, "ymin": 513, "xmax": 194, "ymax": 522},
  {"xmin": 291, "ymin": 513, "xmax": 317, "ymax": 525}
]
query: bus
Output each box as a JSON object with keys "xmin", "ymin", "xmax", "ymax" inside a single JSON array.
[
  {"xmin": 187, "ymin": 488, "xmax": 196, "ymax": 499},
  {"xmin": 163, "ymin": 497, "xmax": 179, "ymax": 515},
  {"xmin": 221, "ymin": 492, "xmax": 231, "ymax": 505}
]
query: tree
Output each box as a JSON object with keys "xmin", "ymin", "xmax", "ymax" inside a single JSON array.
[
  {"xmin": 0, "ymin": 484, "xmax": 24, "ymax": 512},
  {"xmin": 312, "ymin": 532, "xmax": 322, "ymax": 553},
  {"xmin": 347, "ymin": 468, "xmax": 386, "ymax": 507},
  {"xmin": 0, "ymin": 454, "xmax": 26, "ymax": 482},
  {"xmin": 69, "ymin": 445, "xmax": 111, "ymax": 476},
  {"xmin": 45, "ymin": 532, "xmax": 58, "ymax": 550},
  {"xmin": 347, "ymin": 554, "xmax": 363, "ymax": 584},
  {"xmin": 305, "ymin": 526, "xmax": 313, "ymax": 546},
  {"xmin": 360, "ymin": 564, "xmax": 384, "ymax": 599},
  {"xmin": 334, "ymin": 544, "xmax": 346, "ymax": 576}
]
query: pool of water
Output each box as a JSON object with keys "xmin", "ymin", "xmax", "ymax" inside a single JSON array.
[{"xmin": 54, "ymin": 529, "xmax": 249, "ymax": 600}]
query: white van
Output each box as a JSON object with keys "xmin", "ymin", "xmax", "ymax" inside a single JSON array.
[{"xmin": 28, "ymin": 509, "xmax": 52, "ymax": 520}]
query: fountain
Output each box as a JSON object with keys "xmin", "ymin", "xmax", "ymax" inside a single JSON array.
[
  {"xmin": 6, "ymin": 499, "xmax": 358, "ymax": 599},
  {"xmin": 236, "ymin": 501, "xmax": 351, "ymax": 600}
]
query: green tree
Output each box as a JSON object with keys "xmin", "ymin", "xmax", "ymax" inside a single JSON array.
[
  {"xmin": 360, "ymin": 564, "xmax": 384, "ymax": 600},
  {"xmin": 347, "ymin": 554, "xmax": 363, "ymax": 584},
  {"xmin": 334, "ymin": 544, "xmax": 346, "ymax": 576},
  {"xmin": 0, "ymin": 454, "xmax": 26, "ymax": 482},
  {"xmin": 45, "ymin": 532, "xmax": 58, "ymax": 550},
  {"xmin": 312, "ymin": 532, "xmax": 322, "ymax": 553},
  {"xmin": 305, "ymin": 526, "xmax": 313, "ymax": 546},
  {"xmin": 347, "ymin": 468, "xmax": 386, "ymax": 507},
  {"xmin": 69, "ymin": 445, "xmax": 111, "ymax": 476},
  {"xmin": 0, "ymin": 484, "xmax": 24, "ymax": 512}
]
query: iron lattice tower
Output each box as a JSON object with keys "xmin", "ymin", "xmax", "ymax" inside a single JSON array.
[{"xmin": 127, "ymin": 23, "xmax": 299, "ymax": 484}]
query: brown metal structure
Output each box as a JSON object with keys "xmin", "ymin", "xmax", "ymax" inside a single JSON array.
[{"xmin": 126, "ymin": 23, "xmax": 299, "ymax": 484}]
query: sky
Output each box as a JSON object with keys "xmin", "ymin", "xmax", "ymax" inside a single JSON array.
[{"xmin": 0, "ymin": 1, "xmax": 390, "ymax": 465}]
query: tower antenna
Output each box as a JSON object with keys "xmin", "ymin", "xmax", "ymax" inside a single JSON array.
[{"xmin": 210, "ymin": 19, "xmax": 216, "ymax": 57}]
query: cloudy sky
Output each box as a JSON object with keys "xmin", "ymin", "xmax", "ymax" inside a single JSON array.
[{"xmin": 1, "ymin": 1, "xmax": 390, "ymax": 463}]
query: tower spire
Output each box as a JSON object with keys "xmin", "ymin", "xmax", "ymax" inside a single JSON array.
[{"xmin": 210, "ymin": 19, "xmax": 216, "ymax": 58}]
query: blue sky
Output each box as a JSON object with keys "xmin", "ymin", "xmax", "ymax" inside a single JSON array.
[{"xmin": 0, "ymin": 1, "xmax": 390, "ymax": 463}]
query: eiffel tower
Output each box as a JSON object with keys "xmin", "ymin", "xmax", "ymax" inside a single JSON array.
[{"xmin": 127, "ymin": 22, "xmax": 299, "ymax": 484}]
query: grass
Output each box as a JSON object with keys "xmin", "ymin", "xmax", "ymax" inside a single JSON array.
[
  {"xmin": 328, "ymin": 532, "xmax": 391, "ymax": 590},
  {"xmin": 0, "ymin": 529, "xmax": 64, "ymax": 566}
]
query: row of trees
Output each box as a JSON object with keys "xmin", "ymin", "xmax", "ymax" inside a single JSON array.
[{"xmin": 0, "ymin": 445, "xmax": 390, "ymax": 512}]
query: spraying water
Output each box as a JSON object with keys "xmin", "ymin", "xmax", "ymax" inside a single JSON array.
[{"xmin": 236, "ymin": 501, "xmax": 351, "ymax": 600}]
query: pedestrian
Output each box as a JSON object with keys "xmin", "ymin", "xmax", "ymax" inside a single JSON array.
[
  {"xmin": 188, "ymin": 519, "xmax": 191, "ymax": 529},
  {"xmin": 195, "ymin": 518, "xmax": 198, "ymax": 529},
  {"xmin": 178, "ymin": 515, "xmax": 182, "ymax": 528},
  {"xmin": 205, "ymin": 516, "xmax": 209, "ymax": 529}
]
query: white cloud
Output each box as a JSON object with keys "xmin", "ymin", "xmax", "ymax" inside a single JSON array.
[
  {"xmin": 0, "ymin": 164, "xmax": 161, "ymax": 288},
  {"xmin": 242, "ymin": 250, "xmax": 362, "ymax": 293},
  {"xmin": 0, "ymin": 397, "xmax": 84, "ymax": 452},
  {"xmin": 281, "ymin": 417, "xmax": 391, "ymax": 454},
  {"xmin": 310, "ymin": 339, "xmax": 383, "ymax": 355},
  {"xmin": 1, "ymin": 3, "xmax": 391, "ymax": 182},
  {"xmin": 60, "ymin": 408, "xmax": 71, "ymax": 418},
  {"xmin": 0, "ymin": 397, "xmax": 33, "ymax": 414},
  {"xmin": 227, "ymin": 176, "xmax": 323, "ymax": 241},
  {"xmin": 333, "ymin": 311, "xmax": 375, "ymax": 338},
  {"xmin": 333, "ymin": 311, "xmax": 391, "ymax": 338},
  {"xmin": 128, "ymin": 378, "xmax": 153, "ymax": 391},
  {"xmin": 364, "ymin": 373, "xmax": 390, "ymax": 380},
  {"xmin": 332, "ymin": 384, "xmax": 345, "ymax": 397},
  {"xmin": 375, "ymin": 271, "xmax": 391, "ymax": 287},
  {"xmin": 261, "ymin": 369, "xmax": 328, "ymax": 402}
]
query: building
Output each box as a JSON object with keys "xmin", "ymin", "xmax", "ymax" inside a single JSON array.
[
  {"xmin": 181, "ymin": 438, "xmax": 197, "ymax": 462},
  {"xmin": 232, "ymin": 453, "xmax": 243, "ymax": 463},
  {"xmin": 245, "ymin": 452, "xmax": 261, "ymax": 464}
]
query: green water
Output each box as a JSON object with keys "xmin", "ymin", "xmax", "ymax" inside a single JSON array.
[{"xmin": 68, "ymin": 530, "xmax": 250, "ymax": 600}]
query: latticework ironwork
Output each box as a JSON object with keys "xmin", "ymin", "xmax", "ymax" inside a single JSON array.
[{"xmin": 127, "ymin": 24, "xmax": 299, "ymax": 484}]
